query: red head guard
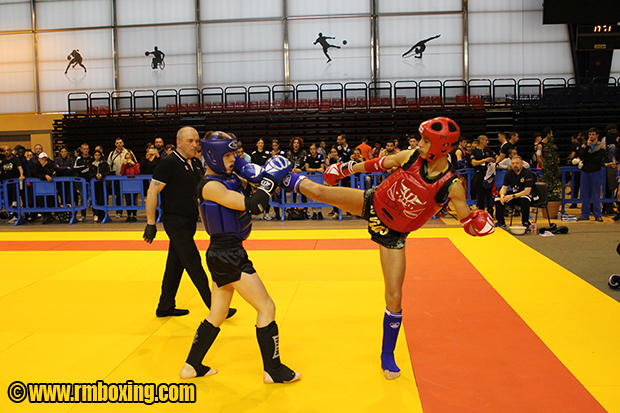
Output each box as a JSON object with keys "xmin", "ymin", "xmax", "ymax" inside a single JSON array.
[{"xmin": 418, "ymin": 117, "xmax": 460, "ymax": 161}]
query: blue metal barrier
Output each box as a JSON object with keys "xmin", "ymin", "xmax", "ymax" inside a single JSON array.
[
  {"xmin": 270, "ymin": 172, "xmax": 342, "ymax": 221},
  {"xmin": 455, "ymin": 168, "xmax": 475, "ymax": 206},
  {"xmin": 560, "ymin": 166, "xmax": 615, "ymax": 213},
  {"xmin": 0, "ymin": 182, "xmax": 3, "ymax": 212},
  {"xmin": 90, "ymin": 175, "xmax": 161, "ymax": 224},
  {"xmin": 2, "ymin": 177, "xmax": 88, "ymax": 226}
]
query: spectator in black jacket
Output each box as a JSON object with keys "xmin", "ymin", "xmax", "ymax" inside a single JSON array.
[
  {"xmin": 577, "ymin": 128, "xmax": 607, "ymax": 221},
  {"xmin": 32, "ymin": 152, "xmax": 56, "ymax": 224},
  {"xmin": 73, "ymin": 143, "xmax": 93, "ymax": 221},
  {"xmin": 88, "ymin": 150, "xmax": 112, "ymax": 222}
]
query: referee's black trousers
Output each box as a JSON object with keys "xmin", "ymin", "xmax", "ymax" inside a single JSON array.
[{"xmin": 157, "ymin": 214, "xmax": 212, "ymax": 312}]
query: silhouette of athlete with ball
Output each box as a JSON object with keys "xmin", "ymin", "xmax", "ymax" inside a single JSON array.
[{"xmin": 314, "ymin": 32, "xmax": 341, "ymax": 63}]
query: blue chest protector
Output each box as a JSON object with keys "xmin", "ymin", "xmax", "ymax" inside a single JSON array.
[{"xmin": 198, "ymin": 174, "xmax": 252, "ymax": 241}]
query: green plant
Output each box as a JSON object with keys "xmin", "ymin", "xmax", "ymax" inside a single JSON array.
[{"xmin": 541, "ymin": 134, "xmax": 562, "ymax": 201}]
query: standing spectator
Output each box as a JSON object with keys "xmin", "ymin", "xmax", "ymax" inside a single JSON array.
[
  {"xmin": 27, "ymin": 144, "xmax": 44, "ymax": 178},
  {"xmin": 94, "ymin": 145, "xmax": 105, "ymax": 158},
  {"xmin": 32, "ymin": 152, "xmax": 56, "ymax": 224},
  {"xmin": 14, "ymin": 145, "xmax": 28, "ymax": 177},
  {"xmin": 1, "ymin": 145, "xmax": 25, "ymax": 223},
  {"xmin": 336, "ymin": 134, "xmax": 352, "ymax": 163},
  {"xmin": 567, "ymin": 132, "xmax": 586, "ymax": 208},
  {"xmin": 531, "ymin": 133, "xmax": 543, "ymax": 169},
  {"xmin": 268, "ymin": 139, "xmax": 285, "ymax": 220},
  {"xmin": 164, "ymin": 144, "xmax": 175, "ymax": 156},
  {"xmin": 317, "ymin": 141, "xmax": 328, "ymax": 160},
  {"xmin": 250, "ymin": 138, "xmax": 269, "ymax": 166},
  {"xmin": 326, "ymin": 146, "xmax": 341, "ymax": 217},
  {"xmin": 154, "ymin": 137, "xmax": 166, "ymax": 158},
  {"xmin": 577, "ymin": 127, "xmax": 606, "ymax": 221},
  {"xmin": 143, "ymin": 127, "xmax": 236, "ymax": 319},
  {"xmin": 304, "ymin": 143, "xmax": 326, "ymax": 220},
  {"xmin": 286, "ymin": 137, "xmax": 306, "ymax": 173},
  {"xmin": 356, "ymin": 137, "xmax": 373, "ymax": 161},
  {"xmin": 0, "ymin": 146, "xmax": 5, "ymax": 162},
  {"xmin": 120, "ymin": 151, "xmax": 140, "ymax": 222},
  {"xmin": 73, "ymin": 143, "xmax": 93, "ymax": 221},
  {"xmin": 496, "ymin": 131, "xmax": 519, "ymax": 164},
  {"xmin": 54, "ymin": 146, "xmax": 74, "ymax": 206},
  {"xmin": 471, "ymin": 135, "xmax": 496, "ymax": 217},
  {"xmin": 140, "ymin": 143, "xmax": 160, "ymax": 175},
  {"xmin": 496, "ymin": 132, "xmax": 507, "ymax": 157},
  {"xmin": 107, "ymin": 137, "xmax": 130, "ymax": 218},
  {"xmin": 455, "ymin": 137, "xmax": 468, "ymax": 169},
  {"xmin": 407, "ymin": 135, "xmax": 419, "ymax": 150},
  {"xmin": 88, "ymin": 150, "xmax": 112, "ymax": 222}
]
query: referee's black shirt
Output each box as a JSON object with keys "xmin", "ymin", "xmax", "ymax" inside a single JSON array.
[{"xmin": 152, "ymin": 151, "xmax": 204, "ymax": 218}]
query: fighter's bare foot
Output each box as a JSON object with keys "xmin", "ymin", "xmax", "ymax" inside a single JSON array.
[
  {"xmin": 180, "ymin": 363, "xmax": 218, "ymax": 379},
  {"xmin": 383, "ymin": 370, "xmax": 400, "ymax": 380},
  {"xmin": 263, "ymin": 371, "xmax": 302, "ymax": 384}
]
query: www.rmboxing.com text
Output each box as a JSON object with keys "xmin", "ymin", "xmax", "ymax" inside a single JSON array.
[{"xmin": 8, "ymin": 380, "xmax": 196, "ymax": 404}]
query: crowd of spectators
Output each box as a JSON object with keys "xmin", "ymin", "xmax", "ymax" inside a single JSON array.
[{"xmin": 1, "ymin": 124, "xmax": 619, "ymax": 225}]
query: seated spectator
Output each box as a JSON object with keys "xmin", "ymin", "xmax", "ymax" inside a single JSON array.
[
  {"xmin": 317, "ymin": 141, "xmax": 328, "ymax": 160},
  {"xmin": 379, "ymin": 139, "xmax": 398, "ymax": 157},
  {"xmin": 372, "ymin": 140, "xmax": 382, "ymax": 159},
  {"xmin": 407, "ymin": 135, "xmax": 419, "ymax": 150},
  {"xmin": 236, "ymin": 146, "xmax": 251, "ymax": 163},
  {"xmin": 32, "ymin": 152, "xmax": 56, "ymax": 224},
  {"xmin": 251, "ymin": 138, "xmax": 269, "ymax": 166},
  {"xmin": 120, "ymin": 151, "xmax": 140, "ymax": 222},
  {"xmin": 88, "ymin": 150, "xmax": 112, "ymax": 222},
  {"xmin": 497, "ymin": 148, "xmax": 530, "ymax": 170},
  {"xmin": 269, "ymin": 138, "xmax": 285, "ymax": 157},
  {"xmin": 494, "ymin": 156, "xmax": 538, "ymax": 232},
  {"xmin": 351, "ymin": 147, "xmax": 365, "ymax": 163}
]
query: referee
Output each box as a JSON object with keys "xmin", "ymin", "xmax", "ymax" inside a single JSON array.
[{"xmin": 143, "ymin": 126, "xmax": 236, "ymax": 318}]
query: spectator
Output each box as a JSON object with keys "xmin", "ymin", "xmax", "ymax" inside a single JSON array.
[
  {"xmin": 24, "ymin": 150, "xmax": 34, "ymax": 163},
  {"xmin": 0, "ymin": 146, "xmax": 5, "ymax": 162},
  {"xmin": 471, "ymin": 135, "xmax": 496, "ymax": 217},
  {"xmin": 494, "ymin": 156, "xmax": 538, "ymax": 231},
  {"xmin": 407, "ymin": 135, "xmax": 419, "ymax": 150},
  {"xmin": 73, "ymin": 143, "xmax": 93, "ymax": 221},
  {"xmin": 317, "ymin": 141, "xmax": 328, "ymax": 159},
  {"xmin": 379, "ymin": 139, "xmax": 399, "ymax": 160},
  {"xmin": 154, "ymin": 137, "xmax": 166, "ymax": 158},
  {"xmin": 32, "ymin": 152, "xmax": 55, "ymax": 224},
  {"xmin": 326, "ymin": 146, "xmax": 341, "ymax": 217},
  {"xmin": 140, "ymin": 143, "xmax": 160, "ymax": 175},
  {"xmin": 496, "ymin": 132, "xmax": 507, "ymax": 156},
  {"xmin": 54, "ymin": 146, "xmax": 74, "ymax": 207},
  {"xmin": 577, "ymin": 127, "xmax": 606, "ymax": 222},
  {"xmin": 496, "ymin": 131, "xmax": 519, "ymax": 164},
  {"xmin": 351, "ymin": 147, "xmax": 365, "ymax": 163},
  {"xmin": 107, "ymin": 137, "xmax": 130, "ymax": 218},
  {"xmin": 94, "ymin": 145, "xmax": 105, "ymax": 158},
  {"xmin": 14, "ymin": 145, "xmax": 28, "ymax": 177},
  {"xmin": 356, "ymin": 137, "xmax": 373, "ymax": 160},
  {"xmin": 372, "ymin": 140, "xmax": 382, "ymax": 159},
  {"xmin": 120, "ymin": 151, "xmax": 140, "ymax": 222},
  {"xmin": 0, "ymin": 145, "xmax": 25, "ymax": 223},
  {"xmin": 89, "ymin": 150, "xmax": 112, "ymax": 222},
  {"xmin": 604, "ymin": 124, "xmax": 619, "ymax": 214},
  {"xmin": 531, "ymin": 133, "xmax": 543, "ymax": 168},
  {"xmin": 336, "ymin": 134, "xmax": 352, "ymax": 163},
  {"xmin": 497, "ymin": 148, "xmax": 530, "ymax": 170},
  {"xmin": 454, "ymin": 137, "xmax": 468, "ymax": 169},
  {"xmin": 286, "ymin": 137, "xmax": 306, "ymax": 173},
  {"xmin": 250, "ymin": 138, "xmax": 269, "ymax": 166},
  {"xmin": 567, "ymin": 132, "xmax": 586, "ymax": 208},
  {"xmin": 269, "ymin": 139, "xmax": 285, "ymax": 158},
  {"xmin": 236, "ymin": 146, "xmax": 251, "ymax": 163},
  {"xmin": 164, "ymin": 144, "xmax": 175, "ymax": 156}
]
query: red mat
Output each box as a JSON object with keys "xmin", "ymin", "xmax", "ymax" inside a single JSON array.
[{"xmin": 401, "ymin": 238, "xmax": 605, "ymax": 412}]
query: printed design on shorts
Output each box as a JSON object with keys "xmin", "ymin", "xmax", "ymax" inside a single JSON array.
[
  {"xmin": 272, "ymin": 335, "xmax": 280, "ymax": 359},
  {"xmin": 390, "ymin": 322, "xmax": 401, "ymax": 329},
  {"xmin": 386, "ymin": 181, "xmax": 427, "ymax": 220},
  {"xmin": 369, "ymin": 205, "xmax": 389, "ymax": 236}
]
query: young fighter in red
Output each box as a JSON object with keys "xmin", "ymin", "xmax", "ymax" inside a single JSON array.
[{"xmin": 282, "ymin": 117, "xmax": 495, "ymax": 380}]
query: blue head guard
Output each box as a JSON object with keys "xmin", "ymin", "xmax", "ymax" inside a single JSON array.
[{"xmin": 201, "ymin": 131, "xmax": 238, "ymax": 174}]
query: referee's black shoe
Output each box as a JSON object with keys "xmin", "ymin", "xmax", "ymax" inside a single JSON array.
[
  {"xmin": 156, "ymin": 308, "xmax": 189, "ymax": 317},
  {"xmin": 226, "ymin": 308, "xmax": 237, "ymax": 319}
]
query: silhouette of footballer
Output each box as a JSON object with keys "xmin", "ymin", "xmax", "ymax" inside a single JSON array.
[
  {"xmin": 145, "ymin": 46, "xmax": 166, "ymax": 70},
  {"xmin": 402, "ymin": 34, "xmax": 441, "ymax": 59},
  {"xmin": 314, "ymin": 32, "xmax": 341, "ymax": 63},
  {"xmin": 65, "ymin": 49, "xmax": 87, "ymax": 74}
]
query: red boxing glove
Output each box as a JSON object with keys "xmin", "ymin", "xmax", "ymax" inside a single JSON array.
[
  {"xmin": 461, "ymin": 210, "xmax": 495, "ymax": 237},
  {"xmin": 323, "ymin": 161, "xmax": 355, "ymax": 186}
]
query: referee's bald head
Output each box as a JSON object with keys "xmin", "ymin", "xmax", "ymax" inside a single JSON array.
[{"xmin": 177, "ymin": 126, "xmax": 198, "ymax": 143}]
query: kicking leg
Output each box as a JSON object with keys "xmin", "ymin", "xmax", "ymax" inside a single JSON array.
[
  {"xmin": 379, "ymin": 245, "xmax": 406, "ymax": 380},
  {"xmin": 298, "ymin": 179, "xmax": 364, "ymax": 217},
  {"xmin": 180, "ymin": 283, "xmax": 234, "ymax": 379},
  {"xmin": 233, "ymin": 272, "xmax": 301, "ymax": 384}
]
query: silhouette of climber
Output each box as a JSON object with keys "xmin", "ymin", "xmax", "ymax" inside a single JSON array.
[
  {"xmin": 314, "ymin": 32, "xmax": 341, "ymax": 63},
  {"xmin": 402, "ymin": 34, "xmax": 441, "ymax": 59},
  {"xmin": 65, "ymin": 49, "xmax": 86, "ymax": 74},
  {"xmin": 146, "ymin": 46, "xmax": 166, "ymax": 70}
]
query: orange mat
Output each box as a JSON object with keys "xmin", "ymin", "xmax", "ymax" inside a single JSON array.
[{"xmin": 401, "ymin": 238, "xmax": 605, "ymax": 412}]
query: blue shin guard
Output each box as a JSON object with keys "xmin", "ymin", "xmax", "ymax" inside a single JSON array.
[{"xmin": 381, "ymin": 308, "xmax": 402, "ymax": 373}]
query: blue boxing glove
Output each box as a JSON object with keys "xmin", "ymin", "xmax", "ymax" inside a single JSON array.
[
  {"xmin": 245, "ymin": 156, "xmax": 292, "ymax": 215},
  {"xmin": 234, "ymin": 156, "xmax": 265, "ymax": 184},
  {"xmin": 281, "ymin": 172, "xmax": 307, "ymax": 193}
]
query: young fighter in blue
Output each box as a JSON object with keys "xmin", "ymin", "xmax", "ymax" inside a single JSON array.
[{"xmin": 180, "ymin": 131, "xmax": 301, "ymax": 384}]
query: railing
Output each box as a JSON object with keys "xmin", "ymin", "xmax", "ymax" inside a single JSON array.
[
  {"xmin": 560, "ymin": 167, "xmax": 616, "ymax": 213},
  {"xmin": 69, "ymin": 77, "xmax": 620, "ymax": 114},
  {"xmin": 90, "ymin": 175, "xmax": 162, "ymax": 224}
]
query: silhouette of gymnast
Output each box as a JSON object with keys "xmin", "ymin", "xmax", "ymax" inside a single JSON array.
[
  {"xmin": 402, "ymin": 34, "xmax": 441, "ymax": 59},
  {"xmin": 65, "ymin": 49, "xmax": 86, "ymax": 74},
  {"xmin": 314, "ymin": 32, "xmax": 341, "ymax": 63}
]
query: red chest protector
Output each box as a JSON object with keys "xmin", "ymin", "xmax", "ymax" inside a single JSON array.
[{"xmin": 373, "ymin": 151, "xmax": 456, "ymax": 233}]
